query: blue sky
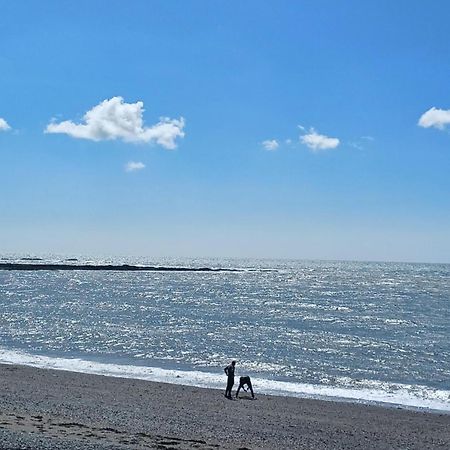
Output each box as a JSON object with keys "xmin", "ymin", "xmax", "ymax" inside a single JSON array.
[{"xmin": 1, "ymin": 1, "xmax": 449, "ymax": 262}]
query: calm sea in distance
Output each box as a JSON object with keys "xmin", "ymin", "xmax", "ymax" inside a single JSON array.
[{"xmin": 1, "ymin": 254, "xmax": 449, "ymax": 412}]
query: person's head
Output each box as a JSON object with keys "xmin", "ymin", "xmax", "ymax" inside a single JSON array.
[{"xmin": 231, "ymin": 360, "xmax": 236, "ymax": 366}]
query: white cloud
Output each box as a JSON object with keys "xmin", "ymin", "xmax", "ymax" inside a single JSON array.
[
  {"xmin": 300, "ymin": 128, "xmax": 340, "ymax": 151},
  {"xmin": 349, "ymin": 136, "xmax": 375, "ymax": 150},
  {"xmin": 418, "ymin": 107, "xmax": 450, "ymax": 130},
  {"xmin": 125, "ymin": 161, "xmax": 146, "ymax": 172},
  {"xmin": 45, "ymin": 96, "xmax": 185, "ymax": 149},
  {"xmin": 262, "ymin": 139, "xmax": 279, "ymax": 151},
  {"xmin": 349, "ymin": 141, "xmax": 363, "ymax": 150},
  {"xmin": 0, "ymin": 118, "xmax": 11, "ymax": 131}
]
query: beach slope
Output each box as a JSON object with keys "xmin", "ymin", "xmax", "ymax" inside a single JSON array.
[{"xmin": 0, "ymin": 364, "xmax": 449, "ymax": 449}]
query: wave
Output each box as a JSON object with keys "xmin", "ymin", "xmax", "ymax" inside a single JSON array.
[{"xmin": 0, "ymin": 348, "xmax": 448, "ymax": 413}]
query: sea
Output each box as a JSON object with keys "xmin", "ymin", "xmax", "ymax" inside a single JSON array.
[{"xmin": 1, "ymin": 254, "xmax": 449, "ymax": 413}]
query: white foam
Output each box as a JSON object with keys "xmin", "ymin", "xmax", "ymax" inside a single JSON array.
[{"xmin": 1, "ymin": 348, "xmax": 449, "ymax": 413}]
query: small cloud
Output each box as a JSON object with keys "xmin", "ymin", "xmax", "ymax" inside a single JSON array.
[
  {"xmin": 418, "ymin": 107, "xmax": 450, "ymax": 130},
  {"xmin": 45, "ymin": 96, "xmax": 185, "ymax": 149},
  {"xmin": 285, "ymin": 138, "xmax": 292, "ymax": 145},
  {"xmin": 349, "ymin": 136, "xmax": 375, "ymax": 150},
  {"xmin": 262, "ymin": 139, "xmax": 279, "ymax": 151},
  {"xmin": 300, "ymin": 128, "xmax": 340, "ymax": 151},
  {"xmin": 125, "ymin": 161, "xmax": 146, "ymax": 172},
  {"xmin": 349, "ymin": 141, "xmax": 363, "ymax": 150},
  {"xmin": 0, "ymin": 118, "xmax": 11, "ymax": 131}
]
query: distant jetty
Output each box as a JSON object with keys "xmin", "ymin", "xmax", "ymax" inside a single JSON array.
[{"xmin": 0, "ymin": 263, "xmax": 244, "ymax": 272}]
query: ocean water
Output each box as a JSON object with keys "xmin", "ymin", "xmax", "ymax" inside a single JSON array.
[{"xmin": 1, "ymin": 254, "xmax": 449, "ymax": 412}]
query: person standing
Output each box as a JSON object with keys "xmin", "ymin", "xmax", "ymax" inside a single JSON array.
[{"xmin": 224, "ymin": 360, "xmax": 236, "ymax": 399}]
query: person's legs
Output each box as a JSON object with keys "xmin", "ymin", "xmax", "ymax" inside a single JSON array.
[
  {"xmin": 236, "ymin": 380, "xmax": 243, "ymax": 398},
  {"xmin": 226, "ymin": 377, "xmax": 234, "ymax": 398},
  {"xmin": 248, "ymin": 380, "xmax": 254, "ymax": 398}
]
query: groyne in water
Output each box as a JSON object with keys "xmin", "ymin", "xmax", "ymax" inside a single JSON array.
[{"xmin": 0, "ymin": 263, "xmax": 246, "ymax": 272}]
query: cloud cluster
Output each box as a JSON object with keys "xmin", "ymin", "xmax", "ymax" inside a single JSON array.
[
  {"xmin": 45, "ymin": 96, "xmax": 185, "ymax": 149},
  {"xmin": 125, "ymin": 161, "xmax": 146, "ymax": 172},
  {"xmin": 418, "ymin": 107, "xmax": 450, "ymax": 130},
  {"xmin": 262, "ymin": 139, "xmax": 279, "ymax": 151},
  {"xmin": 0, "ymin": 118, "xmax": 11, "ymax": 131},
  {"xmin": 262, "ymin": 126, "xmax": 341, "ymax": 153},
  {"xmin": 300, "ymin": 128, "xmax": 340, "ymax": 151}
]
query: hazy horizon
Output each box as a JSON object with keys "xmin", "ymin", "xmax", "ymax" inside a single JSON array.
[{"xmin": 1, "ymin": 251, "xmax": 449, "ymax": 266}]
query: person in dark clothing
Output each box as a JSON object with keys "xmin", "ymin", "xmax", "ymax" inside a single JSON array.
[
  {"xmin": 236, "ymin": 376, "xmax": 254, "ymax": 399},
  {"xmin": 224, "ymin": 360, "xmax": 236, "ymax": 399}
]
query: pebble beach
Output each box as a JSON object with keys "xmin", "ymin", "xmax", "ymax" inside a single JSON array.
[{"xmin": 1, "ymin": 363, "xmax": 449, "ymax": 449}]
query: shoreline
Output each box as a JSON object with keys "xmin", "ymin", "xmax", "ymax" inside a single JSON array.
[
  {"xmin": 1, "ymin": 348, "xmax": 449, "ymax": 414},
  {"xmin": 1, "ymin": 363, "xmax": 449, "ymax": 449}
]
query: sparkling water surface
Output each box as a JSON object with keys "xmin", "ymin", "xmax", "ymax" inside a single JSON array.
[{"xmin": 1, "ymin": 255, "xmax": 449, "ymax": 410}]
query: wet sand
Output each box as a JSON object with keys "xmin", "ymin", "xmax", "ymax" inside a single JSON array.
[{"xmin": 0, "ymin": 363, "xmax": 449, "ymax": 449}]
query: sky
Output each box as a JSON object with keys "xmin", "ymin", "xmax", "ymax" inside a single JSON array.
[{"xmin": 1, "ymin": 1, "xmax": 450, "ymax": 263}]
